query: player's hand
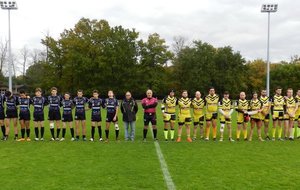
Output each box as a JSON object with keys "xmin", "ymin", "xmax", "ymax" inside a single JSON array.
[
  {"xmin": 225, "ymin": 114, "xmax": 229, "ymax": 119},
  {"xmin": 27, "ymin": 96, "xmax": 30, "ymax": 99},
  {"xmin": 243, "ymin": 111, "xmax": 248, "ymax": 114},
  {"xmin": 113, "ymin": 116, "xmax": 117, "ymax": 121}
]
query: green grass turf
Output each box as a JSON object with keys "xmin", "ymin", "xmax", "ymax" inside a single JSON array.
[{"xmin": 0, "ymin": 103, "xmax": 299, "ymax": 190}]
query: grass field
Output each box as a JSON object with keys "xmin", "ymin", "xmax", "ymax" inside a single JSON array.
[{"xmin": 1, "ymin": 103, "xmax": 300, "ymax": 190}]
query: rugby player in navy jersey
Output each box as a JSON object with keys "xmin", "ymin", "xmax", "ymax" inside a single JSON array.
[
  {"xmin": 88, "ymin": 90, "xmax": 105, "ymax": 142},
  {"xmin": 4, "ymin": 91, "xmax": 19, "ymax": 140},
  {"xmin": 61, "ymin": 92, "xmax": 75, "ymax": 141},
  {"xmin": 47, "ymin": 87, "xmax": 62, "ymax": 141},
  {"xmin": 73, "ymin": 90, "xmax": 88, "ymax": 141},
  {"xmin": 17, "ymin": 90, "xmax": 31, "ymax": 141},
  {"xmin": 0, "ymin": 93, "xmax": 5, "ymax": 140},
  {"xmin": 104, "ymin": 90, "xmax": 119, "ymax": 142},
  {"xmin": 32, "ymin": 88, "xmax": 47, "ymax": 141}
]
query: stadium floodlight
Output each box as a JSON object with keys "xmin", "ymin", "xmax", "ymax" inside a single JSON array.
[
  {"xmin": 0, "ymin": 1, "xmax": 18, "ymax": 92},
  {"xmin": 261, "ymin": 4, "xmax": 278, "ymax": 97}
]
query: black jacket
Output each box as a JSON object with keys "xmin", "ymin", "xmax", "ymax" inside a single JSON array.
[{"xmin": 120, "ymin": 98, "xmax": 138, "ymax": 122}]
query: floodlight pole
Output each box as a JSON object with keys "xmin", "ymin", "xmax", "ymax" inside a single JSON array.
[
  {"xmin": 7, "ymin": 8, "xmax": 12, "ymax": 92},
  {"xmin": 266, "ymin": 12, "xmax": 270, "ymax": 97}
]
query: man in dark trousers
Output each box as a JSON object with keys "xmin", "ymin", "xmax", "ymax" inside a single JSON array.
[{"xmin": 120, "ymin": 91, "xmax": 138, "ymax": 141}]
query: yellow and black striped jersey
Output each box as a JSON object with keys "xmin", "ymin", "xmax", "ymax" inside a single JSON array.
[
  {"xmin": 205, "ymin": 94, "xmax": 219, "ymax": 113},
  {"xmin": 249, "ymin": 99, "xmax": 262, "ymax": 111},
  {"xmin": 191, "ymin": 98, "xmax": 205, "ymax": 116},
  {"xmin": 218, "ymin": 98, "xmax": 233, "ymax": 111},
  {"xmin": 236, "ymin": 99, "xmax": 249, "ymax": 112},
  {"xmin": 285, "ymin": 96, "xmax": 298, "ymax": 114},
  {"xmin": 178, "ymin": 97, "xmax": 191, "ymax": 115},
  {"xmin": 161, "ymin": 96, "xmax": 177, "ymax": 114},
  {"xmin": 259, "ymin": 96, "xmax": 271, "ymax": 113},
  {"xmin": 296, "ymin": 95, "xmax": 300, "ymax": 115},
  {"xmin": 271, "ymin": 95, "xmax": 285, "ymax": 111}
]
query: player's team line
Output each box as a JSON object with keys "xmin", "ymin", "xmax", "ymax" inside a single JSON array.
[{"xmin": 0, "ymin": 86, "xmax": 299, "ymax": 143}]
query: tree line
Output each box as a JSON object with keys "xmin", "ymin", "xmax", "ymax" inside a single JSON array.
[{"xmin": 2, "ymin": 18, "xmax": 300, "ymax": 98}]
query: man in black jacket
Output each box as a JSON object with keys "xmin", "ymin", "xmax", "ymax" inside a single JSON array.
[{"xmin": 120, "ymin": 91, "xmax": 138, "ymax": 141}]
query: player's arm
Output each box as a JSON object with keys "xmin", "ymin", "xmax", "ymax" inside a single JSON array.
[
  {"xmin": 141, "ymin": 99, "xmax": 148, "ymax": 109},
  {"xmin": 114, "ymin": 100, "xmax": 119, "ymax": 119},
  {"xmin": 218, "ymin": 100, "xmax": 225, "ymax": 116},
  {"xmin": 134, "ymin": 100, "xmax": 138, "ymax": 113},
  {"xmin": 120, "ymin": 100, "xmax": 124, "ymax": 114},
  {"xmin": 235, "ymin": 101, "xmax": 243, "ymax": 113},
  {"xmin": 147, "ymin": 99, "xmax": 158, "ymax": 108}
]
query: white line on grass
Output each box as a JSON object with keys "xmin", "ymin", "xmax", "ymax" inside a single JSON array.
[{"xmin": 150, "ymin": 125, "xmax": 176, "ymax": 190}]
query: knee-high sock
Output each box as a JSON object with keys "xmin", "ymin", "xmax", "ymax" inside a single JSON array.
[
  {"xmin": 41, "ymin": 127, "xmax": 44, "ymax": 138},
  {"xmin": 213, "ymin": 127, "xmax": 217, "ymax": 138},
  {"xmin": 115, "ymin": 129, "xmax": 119, "ymax": 139},
  {"xmin": 170, "ymin": 129, "xmax": 175, "ymax": 140},
  {"xmin": 206, "ymin": 127, "xmax": 210, "ymax": 138},
  {"xmin": 56, "ymin": 128, "xmax": 61, "ymax": 138},
  {"xmin": 26, "ymin": 128, "xmax": 30, "ymax": 138},
  {"xmin": 153, "ymin": 129, "xmax": 157, "ymax": 139},
  {"xmin": 143, "ymin": 129, "xmax": 148, "ymax": 139},
  {"xmin": 297, "ymin": 127, "xmax": 300, "ymax": 137},
  {"xmin": 272, "ymin": 128, "xmax": 276, "ymax": 138},
  {"xmin": 98, "ymin": 126, "xmax": 102, "ymax": 138},
  {"xmin": 21, "ymin": 128, "xmax": 25, "ymax": 138},
  {"xmin": 243, "ymin": 129, "xmax": 248, "ymax": 139},
  {"xmin": 236, "ymin": 129, "xmax": 241, "ymax": 139},
  {"xmin": 50, "ymin": 128, "xmax": 55, "ymax": 138},
  {"xmin": 278, "ymin": 127, "xmax": 282, "ymax": 138},
  {"xmin": 1, "ymin": 125, "xmax": 5, "ymax": 136},
  {"xmin": 34, "ymin": 127, "xmax": 39, "ymax": 138},
  {"xmin": 70, "ymin": 128, "xmax": 74, "ymax": 138},
  {"xmin": 91, "ymin": 126, "xmax": 95, "ymax": 139},
  {"xmin": 62, "ymin": 128, "xmax": 66, "ymax": 138},
  {"xmin": 164, "ymin": 129, "xmax": 168, "ymax": 140},
  {"xmin": 105, "ymin": 129, "xmax": 109, "ymax": 139}
]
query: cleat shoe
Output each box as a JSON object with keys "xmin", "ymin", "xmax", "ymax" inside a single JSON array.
[
  {"xmin": 258, "ymin": 137, "xmax": 265, "ymax": 142},
  {"xmin": 289, "ymin": 137, "xmax": 294, "ymax": 141},
  {"xmin": 204, "ymin": 137, "xmax": 209, "ymax": 141},
  {"xmin": 176, "ymin": 137, "xmax": 181, "ymax": 142},
  {"xmin": 60, "ymin": 138, "xmax": 65, "ymax": 142},
  {"xmin": 90, "ymin": 138, "xmax": 94, "ymax": 142},
  {"xmin": 272, "ymin": 138, "xmax": 275, "ymax": 141},
  {"xmin": 192, "ymin": 137, "xmax": 196, "ymax": 141},
  {"xmin": 40, "ymin": 138, "xmax": 44, "ymax": 141},
  {"xmin": 187, "ymin": 137, "xmax": 192, "ymax": 142},
  {"xmin": 50, "ymin": 138, "xmax": 55, "ymax": 141},
  {"xmin": 284, "ymin": 137, "xmax": 288, "ymax": 141},
  {"xmin": 34, "ymin": 138, "xmax": 39, "ymax": 141},
  {"xmin": 105, "ymin": 139, "xmax": 109, "ymax": 143},
  {"xmin": 14, "ymin": 137, "xmax": 18, "ymax": 141},
  {"xmin": 236, "ymin": 138, "xmax": 240, "ymax": 141},
  {"xmin": 26, "ymin": 138, "xmax": 31, "ymax": 142},
  {"xmin": 265, "ymin": 136, "xmax": 271, "ymax": 141},
  {"xmin": 71, "ymin": 137, "xmax": 75, "ymax": 141},
  {"xmin": 165, "ymin": 139, "xmax": 168, "ymax": 142},
  {"xmin": 55, "ymin": 138, "xmax": 60, "ymax": 141},
  {"xmin": 297, "ymin": 136, "xmax": 300, "ymax": 139},
  {"xmin": 143, "ymin": 138, "xmax": 147, "ymax": 142},
  {"xmin": 171, "ymin": 138, "xmax": 174, "ymax": 141},
  {"xmin": 248, "ymin": 138, "xmax": 252, "ymax": 142},
  {"xmin": 219, "ymin": 138, "xmax": 223, "ymax": 142},
  {"xmin": 83, "ymin": 138, "xmax": 87, "ymax": 141},
  {"xmin": 74, "ymin": 138, "xmax": 79, "ymax": 141},
  {"xmin": 99, "ymin": 138, "xmax": 103, "ymax": 142},
  {"xmin": 213, "ymin": 138, "xmax": 217, "ymax": 141},
  {"xmin": 17, "ymin": 138, "xmax": 25, "ymax": 142},
  {"xmin": 278, "ymin": 138, "xmax": 284, "ymax": 141},
  {"xmin": 244, "ymin": 138, "xmax": 248, "ymax": 141},
  {"xmin": 229, "ymin": 138, "xmax": 235, "ymax": 142}
]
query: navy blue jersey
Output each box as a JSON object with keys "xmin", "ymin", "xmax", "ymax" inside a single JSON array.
[
  {"xmin": 48, "ymin": 95, "xmax": 62, "ymax": 111},
  {"xmin": 104, "ymin": 98, "xmax": 119, "ymax": 114},
  {"xmin": 61, "ymin": 99, "xmax": 73, "ymax": 115},
  {"xmin": 5, "ymin": 95, "xmax": 18, "ymax": 111},
  {"xmin": 18, "ymin": 97, "xmax": 31, "ymax": 114},
  {"xmin": 0, "ymin": 94, "xmax": 5, "ymax": 112},
  {"xmin": 73, "ymin": 97, "xmax": 88, "ymax": 113},
  {"xmin": 32, "ymin": 96, "xmax": 47, "ymax": 113},
  {"xmin": 88, "ymin": 98, "xmax": 104, "ymax": 115}
]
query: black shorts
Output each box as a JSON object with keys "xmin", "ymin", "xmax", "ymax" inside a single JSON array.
[
  {"xmin": 19, "ymin": 112, "xmax": 30, "ymax": 121},
  {"xmin": 106, "ymin": 112, "xmax": 117, "ymax": 122},
  {"xmin": 75, "ymin": 112, "xmax": 86, "ymax": 120},
  {"xmin": 144, "ymin": 113, "xmax": 157, "ymax": 126},
  {"xmin": 62, "ymin": 114, "xmax": 73, "ymax": 122},
  {"xmin": 92, "ymin": 114, "xmax": 102, "ymax": 122},
  {"xmin": 34, "ymin": 112, "xmax": 44, "ymax": 122},
  {"xmin": 0, "ymin": 111, "xmax": 5, "ymax": 120},
  {"xmin": 251, "ymin": 118, "xmax": 261, "ymax": 122},
  {"xmin": 6, "ymin": 110, "xmax": 18, "ymax": 118},
  {"xmin": 48, "ymin": 110, "xmax": 61, "ymax": 121}
]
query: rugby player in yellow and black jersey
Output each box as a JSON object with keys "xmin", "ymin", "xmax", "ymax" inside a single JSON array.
[
  {"xmin": 248, "ymin": 92, "xmax": 264, "ymax": 141},
  {"xmin": 235, "ymin": 92, "xmax": 249, "ymax": 141},
  {"xmin": 284, "ymin": 88, "xmax": 298, "ymax": 140},
  {"xmin": 271, "ymin": 87, "xmax": 285, "ymax": 141},
  {"xmin": 205, "ymin": 87, "xmax": 219, "ymax": 141},
  {"xmin": 191, "ymin": 91, "xmax": 205, "ymax": 141},
  {"xmin": 259, "ymin": 89, "xmax": 271, "ymax": 140},
  {"xmin": 218, "ymin": 91, "xmax": 234, "ymax": 142},
  {"xmin": 295, "ymin": 90, "xmax": 300, "ymax": 138},
  {"xmin": 177, "ymin": 90, "xmax": 192, "ymax": 142},
  {"xmin": 161, "ymin": 90, "xmax": 177, "ymax": 141}
]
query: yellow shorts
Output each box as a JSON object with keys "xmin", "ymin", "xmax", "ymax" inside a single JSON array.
[
  {"xmin": 178, "ymin": 114, "xmax": 192, "ymax": 125},
  {"xmin": 205, "ymin": 112, "xmax": 218, "ymax": 121},
  {"xmin": 220, "ymin": 111, "xmax": 231, "ymax": 124},
  {"xmin": 284, "ymin": 113, "xmax": 295, "ymax": 121},
  {"xmin": 237, "ymin": 113, "xmax": 249, "ymax": 124},
  {"xmin": 163, "ymin": 113, "xmax": 176, "ymax": 123},
  {"xmin": 272, "ymin": 111, "xmax": 284, "ymax": 120},
  {"xmin": 193, "ymin": 114, "xmax": 204, "ymax": 125}
]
